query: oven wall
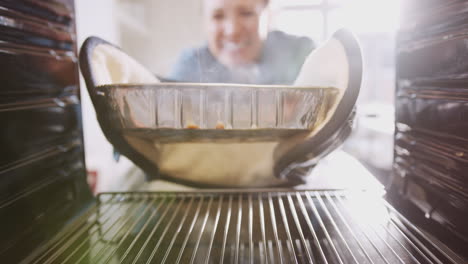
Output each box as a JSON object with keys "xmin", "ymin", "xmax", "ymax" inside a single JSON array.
[
  {"xmin": 391, "ymin": 0, "xmax": 468, "ymax": 253},
  {"xmin": 0, "ymin": 0, "xmax": 93, "ymax": 262}
]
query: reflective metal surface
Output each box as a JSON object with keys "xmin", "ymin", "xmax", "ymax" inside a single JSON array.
[
  {"xmin": 23, "ymin": 190, "xmax": 466, "ymax": 264},
  {"xmin": 0, "ymin": 0, "xmax": 74, "ymax": 26},
  {"xmin": 0, "ymin": 42, "xmax": 78, "ymax": 103},
  {"xmin": 394, "ymin": 0, "xmax": 468, "ymax": 251},
  {"xmin": 0, "ymin": 1, "xmax": 92, "ymax": 263},
  {"xmin": 0, "ymin": 95, "xmax": 80, "ymax": 167}
]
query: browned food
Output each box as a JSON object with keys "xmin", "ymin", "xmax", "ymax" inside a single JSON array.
[{"xmin": 215, "ymin": 122, "xmax": 225, "ymax": 129}]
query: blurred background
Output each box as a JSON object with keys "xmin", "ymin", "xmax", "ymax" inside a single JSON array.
[{"xmin": 75, "ymin": 0, "xmax": 400, "ymax": 192}]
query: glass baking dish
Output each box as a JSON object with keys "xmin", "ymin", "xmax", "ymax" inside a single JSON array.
[{"xmin": 96, "ymin": 83, "xmax": 338, "ymax": 142}]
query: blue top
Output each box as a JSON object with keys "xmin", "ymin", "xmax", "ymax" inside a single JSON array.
[{"xmin": 169, "ymin": 31, "xmax": 315, "ymax": 85}]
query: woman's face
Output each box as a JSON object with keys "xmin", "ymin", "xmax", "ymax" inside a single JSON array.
[{"xmin": 204, "ymin": 0, "xmax": 266, "ymax": 67}]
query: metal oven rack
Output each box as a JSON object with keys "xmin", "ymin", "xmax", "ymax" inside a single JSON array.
[{"xmin": 23, "ymin": 190, "xmax": 464, "ymax": 264}]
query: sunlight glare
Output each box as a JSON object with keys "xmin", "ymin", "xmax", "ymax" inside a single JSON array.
[{"xmin": 332, "ymin": 0, "xmax": 401, "ymax": 33}]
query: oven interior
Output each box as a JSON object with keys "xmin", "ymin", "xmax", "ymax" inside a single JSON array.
[{"xmin": 1, "ymin": 0, "xmax": 467, "ymax": 263}]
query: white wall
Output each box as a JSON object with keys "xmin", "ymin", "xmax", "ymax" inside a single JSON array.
[{"xmin": 119, "ymin": 0, "xmax": 205, "ymax": 77}]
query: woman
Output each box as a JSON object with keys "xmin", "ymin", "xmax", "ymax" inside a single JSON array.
[{"xmin": 169, "ymin": 0, "xmax": 315, "ymax": 84}]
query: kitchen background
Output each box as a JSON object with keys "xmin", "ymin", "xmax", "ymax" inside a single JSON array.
[{"xmin": 75, "ymin": 0, "xmax": 399, "ymax": 192}]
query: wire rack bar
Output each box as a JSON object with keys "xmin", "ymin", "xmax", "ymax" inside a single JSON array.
[
  {"xmin": 24, "ymin": 191, "xmax": 465, "ymax": 264},
  {"xmin": 268, "ymin": 192, "xmax": 284, "ymax": 264},
  {"xmin": 204, "ymin": 195, "xmax": 223, "ymax": 264},
  {"xmin": 131, "ymin": 196, "xmax": 176, "ymax": 264},
  {"xmin": 258, "ymin": 194, "xmax": 269, "ymax": 264},
  {"xmin": 323, "ymin": 192, "xmax": 375, "ymax": 264},
  {"xmin": 296, "ymin": 192, "xmax": 328, "ymax": 264},
  {"xmin": 144, "ymin": 196, "xmax": 188, "ymax": 264},
  {"xmin": 277, "ymin": 194, "xmax": 298, "ymax": 264},
  {"xmin": 159, "ymin": 196, "xmax": 197, "ymax": 264},
  {"xmin": 174, "ymin": 195, "xmax": 204, "ymax": 264},
  {"xmin": 190, "ymin": 196, "xmax": 213, "ymax": 264},
  {"xmin": 235, "ymin": 194, "xmax": 243, "ymax": 264},
  {"xmin": 334, "ymin": 194, "xmax": 392, "ymax": 264},
  {"xmin": 118, "ymin": 196, "xmax": 167, "ymax": 263},
  {"xmin": 315, "ymin": 192, "xmax": 359, "ymax": 263},
  {"xmin": 220, "ymin": 194, "xmax": 233, "ymax": 264},
  {"xmin": 305, "ymin": 191, "xmax": 345, "ymax": 264}
]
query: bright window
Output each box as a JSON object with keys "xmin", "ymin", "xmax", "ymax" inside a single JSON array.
[
  {"xmin": 270, "ymin": 0, "xmax": 401, "ymax": 41},
  {"xmin": 270, "ymin": 0, "xmax": 402, "ymax": 104}
]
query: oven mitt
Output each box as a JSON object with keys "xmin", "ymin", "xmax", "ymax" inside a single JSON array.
[
  {"xmin": 79, "ymin": 30, "xmax": 362, "ymax": 188},
  {"xmin": 81, "ymin": 38, "xmax": 160, "ymax": 85},
  {"xmin": 274, "ymin": 29, "xmax": 362, "ymax": 183},
  {"xmin": 80, "ymin": 37, "xmax": 168, "ymax": 183}
]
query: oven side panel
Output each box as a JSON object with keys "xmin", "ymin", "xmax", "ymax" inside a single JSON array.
[
  {"xmin": 0, "ymin": 1, "xmax": 93, "ymax": 262},
  {"xmin": 390, "ymin": 0, "xmax": 468, "ymax": 256}
]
